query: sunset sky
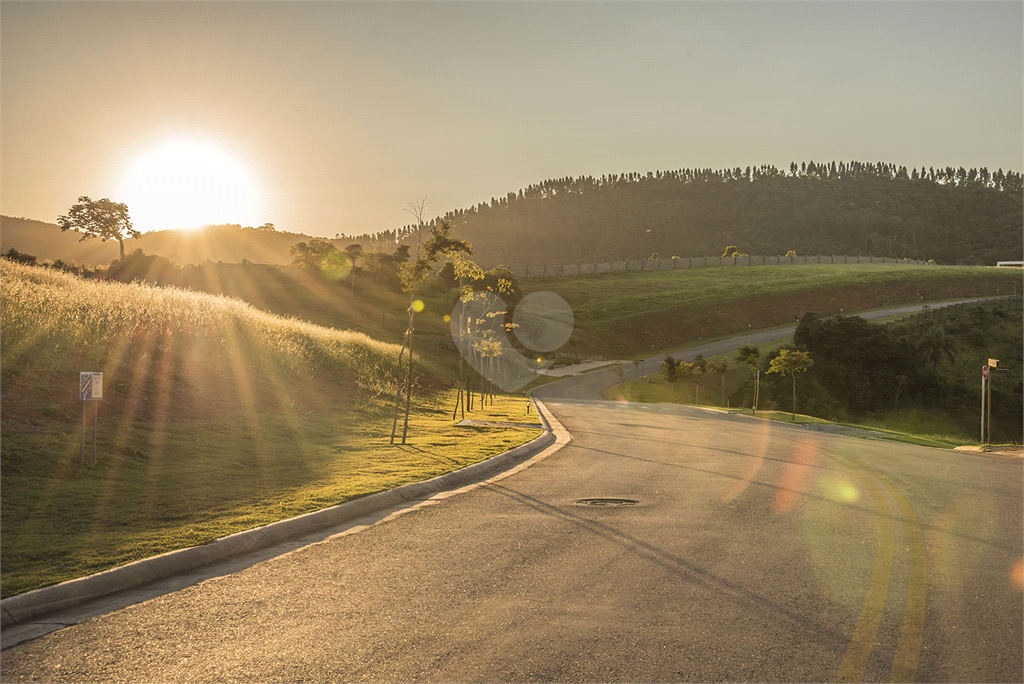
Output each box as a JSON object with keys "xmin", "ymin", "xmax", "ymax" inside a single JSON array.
[{"xmin": 2, "ymin": 1, "xmax": 1021, "ymax": 238}]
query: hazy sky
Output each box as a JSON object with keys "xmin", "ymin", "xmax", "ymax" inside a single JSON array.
[{"xmin": 3, "ymin": 1, "xmax": 1021, "ymax": 237}]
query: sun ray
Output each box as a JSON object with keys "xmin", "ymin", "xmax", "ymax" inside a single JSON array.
[
  {"xmin": 88, "ymin": 336, "xmax": 160, "ymax": 535},
  {"xmin": 2, "ymin": 260, "xmax": 407, "ymax": 592}
]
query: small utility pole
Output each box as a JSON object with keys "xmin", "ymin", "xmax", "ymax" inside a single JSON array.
[
  {"xmin": 981, "ymin": 365, "xmax": 988, "ymax": 444},
  {"xmin": 987, "ymin": 365, "xmax": 993, "ymax": 444}
]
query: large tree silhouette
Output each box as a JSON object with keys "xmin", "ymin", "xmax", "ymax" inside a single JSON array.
[{"xmin": 57, "ymin": 196, "xmax": 139, "ymax": 258}]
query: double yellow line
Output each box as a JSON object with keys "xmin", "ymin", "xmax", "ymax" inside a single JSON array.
[{"xmin": 831, "ymin": 453, "xmax": 928, "ymax": 683}]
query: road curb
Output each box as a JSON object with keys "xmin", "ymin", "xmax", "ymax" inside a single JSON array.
[
  {"xmin": 0, "ymin": 402, "xmax": 557, "ymax": 629},
  {"xmin": 954, "ymin": 445, "xmax": 1024, "ymax": 458}
]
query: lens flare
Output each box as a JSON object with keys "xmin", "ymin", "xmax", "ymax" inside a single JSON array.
[
  {"xmin": 319, "ymin": 251, "xmax": 351, "ymax": 281},
  {"xmin": 817, "ymin": 473, "xmax": 861, "ymax": 503},
  {"xmin": 411, "ymin": 300, "xmax": 425, "ymax": 313},
  {"xmin": 513, "ymin": 291, "xmax": 574, "ymax": 352},
  {"xmin": 721, "ymin": 418, "xmax": 771, "ymax": 503},
  {"xmin": 1011, "ymin": 558, "xmax": 1024, "ymax": 591},
  {"xmin": 772, "ymin": 438, "xmax": 819, "ymax": 514},
  {"xmin": 449, "ymin": 291, "xmax": 554, "ymax": 391}
]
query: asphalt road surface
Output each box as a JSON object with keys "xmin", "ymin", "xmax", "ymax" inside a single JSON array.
[{"xmin": 3, "ymin": 311, "xmax": 1022, "ymax": 682}]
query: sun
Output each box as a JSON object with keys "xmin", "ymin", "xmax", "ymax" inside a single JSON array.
[{"xmin": 115, "ymin": 139, "xmax": 267, "ymax": 232}]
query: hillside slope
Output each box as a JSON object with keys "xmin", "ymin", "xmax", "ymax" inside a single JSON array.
[
  {"xmin": 1, "ymin": 216, "xmax": 123, "ymax": 265},
  {"xmin": 0, "ymin": 217, "xmax": 332, "ymax": 267},
  {"xmin": 0, "ymin": 260, "xmax": 401, "ymax": 416},
  {"xmin": 9, "ymin": 161, "xmax": 1021, "ymax": 270},
  {"xmin": 523, "ymin": 264, "xmax": 1023, "ymax": 358},
  {"xmin": 0, "ymin": 261, "xmax": 398, "ymax": 595},
  {"xmin": 371, "ymin": 162, "xmax": 1024, "ymax": 267}
]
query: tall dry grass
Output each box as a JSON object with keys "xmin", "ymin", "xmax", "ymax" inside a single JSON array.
[{"xmin": 1, "ymin": 259, "xmax": 401, "ymax": 411}]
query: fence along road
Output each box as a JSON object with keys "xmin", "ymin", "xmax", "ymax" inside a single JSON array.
[{"xmin": 511, "ymin": 254, "xmax": 932, "ymax": 279}]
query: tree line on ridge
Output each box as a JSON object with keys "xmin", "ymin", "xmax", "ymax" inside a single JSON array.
[{"xmin": 341, "ymin": 161, "xmax": 1023, "ymax": 267}]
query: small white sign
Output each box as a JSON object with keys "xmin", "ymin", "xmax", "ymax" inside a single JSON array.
[{"xmin": 80, "ymin": 372, "xmax": 103, "ymax": 401}]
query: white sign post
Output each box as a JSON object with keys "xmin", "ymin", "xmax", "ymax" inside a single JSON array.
[{"xmin": 80, "ymin": 372, "xmax": 102, "ymax": 466}]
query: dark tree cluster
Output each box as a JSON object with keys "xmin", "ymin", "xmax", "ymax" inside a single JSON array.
[
  {"xmin": 96, "ymin": 242, "xmax": 418, "ymax": 297},
  {"xmin": 344, "ymin": 161, "xmax": 1022, "ymax": 266},
  {"xmin": 2, "ymin": 247, "xmax": 37, "ymax": 266},
  {"xmin": 2, "ymin": 248, "xmax": 95, "ymax": 277},
  {"xmin": 762, "ymin": 308, "xmax": 1023, "ymax": 441}
]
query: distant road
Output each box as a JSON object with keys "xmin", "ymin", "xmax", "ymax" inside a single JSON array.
[
  {"xmin": 563, "ymin": 297, "xmax": 1007, "ymax": 394},
  {"xmin": 3, "ymin": 298, "xmax": 1020, "ymax": 682}
]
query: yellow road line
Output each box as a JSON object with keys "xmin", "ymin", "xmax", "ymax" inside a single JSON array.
[
  {"xmin": 874, "ymin": 477, "xmax": 927, "ymax": 683},
  {"xmin": 831, "ymin": 453, "xmax": 929, "ymax": 683},
  {"xmin": 834, "ymin": 469, "xmax": 895, "ymax": 683}
]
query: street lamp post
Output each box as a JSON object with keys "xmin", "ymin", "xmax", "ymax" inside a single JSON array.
[
  {"xmin": 982, "ymin": 358, "xmax": 1012, "ymax": 444},
  {"xmin": 981, "ymin": 365, "xmax": 988, "ymax": 443}
]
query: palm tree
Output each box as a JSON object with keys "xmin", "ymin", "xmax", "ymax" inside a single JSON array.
[
  {"xmin": 917, "ymin": 323, "xmax": 957, "ymax": 369},
  {"xmin": 736, "ymin": 344, "xmax": 761, "ymax": 414},
  {"xmin": 692, "ymin": 354, "xmax": 708, "ymax": 405},
  {"xmin": 708, "ymin": 359, "xmax": 729, "ymax": 406},
  {"xmin": 676, "ymin": 361, "xmax": 696, "ymax": 403}
]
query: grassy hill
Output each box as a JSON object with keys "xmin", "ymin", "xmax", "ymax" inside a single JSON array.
[
  {"xmin": 0, "ymin": 261, "xmax": 539, "ymax": 597},
  {"xmin": 0, "ymin": 216, "xmax": 334, "ymax": 267},
  {"xmin": 188, "ymin": 262, "xmax": 1021, "ymax": 369},
  {"xmin": 1, "ymin": 216, "xmax": 123, "ymax": 265},
  {"xmin": 36, "ymin": 252, "xmax": 1017, "ymax": 370},
  {"xmin": 522, "ymin": 264, "xmax": 1023, "ymax": 359}
]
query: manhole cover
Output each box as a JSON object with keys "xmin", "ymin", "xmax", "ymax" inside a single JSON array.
[{"xmin": 574, "ymin": 498, "xmax": 640, "ymax": 507}]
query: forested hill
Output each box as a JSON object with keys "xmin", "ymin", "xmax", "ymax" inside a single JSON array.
[{"xmin": 363, "ymin": 162, "xmax": 1023, "ymax": 267}]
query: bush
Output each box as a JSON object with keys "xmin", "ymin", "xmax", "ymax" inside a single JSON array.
[{"xmin": 3, "ymin": 248, "xmax": 36, "ymax": 266}]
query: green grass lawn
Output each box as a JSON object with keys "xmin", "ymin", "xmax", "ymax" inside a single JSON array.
[
  {"xmin": 0, "ymin": 261, "xmax": 542, "ymax": 598},
  {"xmin": 740, "ymin": 411, "xmax": 973, "ymax": 449},
  {"xmin": 522, "ymin": 263, "xmax": 1021, "ymax": 358},
  {"xmin": 1, "ymin": 391, "xmax": 540, "ymax": 598},
  {"xmin": 609, "ymin": 373, "xmax": 973, "ymax": 449}
]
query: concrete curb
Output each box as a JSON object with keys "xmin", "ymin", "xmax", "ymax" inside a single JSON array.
[
  {"xmin": 527, "ymin": 388, "xmax": 553, "ymax": 433},
  {"xmin": 954, "ymin": 445, "xmax": 1024, "ymax": 457},
  {"xmin": 0, "ymin": 402, "xmax": 558, "ymax": 629}
]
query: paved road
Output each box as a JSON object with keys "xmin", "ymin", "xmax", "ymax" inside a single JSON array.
[{"xmin": 3, "ymin": 302, "xmax": 1022, "ymax": 682}]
